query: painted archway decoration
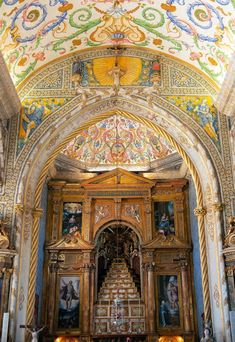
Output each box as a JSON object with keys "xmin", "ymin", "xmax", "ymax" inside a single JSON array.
[
  {"xmin": 16, "ymin": 50, "xmax": 222, "ymax": 156},
  {"xmin": 10, "ymin": 101, "xmax": 231, "ymax": 341}
]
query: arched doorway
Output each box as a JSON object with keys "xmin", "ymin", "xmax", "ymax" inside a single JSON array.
[
  {"xmin": 94, "ymin": 223, "xmax": 144, "ymax": 338},
  {"xmin": 95, "ymin": 223, "xmax": 141, "ymax": 298}
]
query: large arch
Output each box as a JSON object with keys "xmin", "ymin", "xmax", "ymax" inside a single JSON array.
[{"xmin": 8, "ymin": 96, "xmax": 231, "ymax": 341}]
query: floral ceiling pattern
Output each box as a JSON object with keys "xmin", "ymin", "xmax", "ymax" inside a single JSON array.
[
  {"xmin": 1, "ymin": 0, "xmax": 234, "ymax": 86},
  {"xmin": 61, "ymin": 115, "xmax": 176, "ymax": 170}
]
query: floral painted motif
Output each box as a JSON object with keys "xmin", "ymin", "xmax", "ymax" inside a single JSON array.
[
  {"xmin": 62, "ymin": 115, "xmax": 176, "ymax": 170},
  {"xmin": 0, "ymin": 0, "xmax": 234, "ymax": 86}
]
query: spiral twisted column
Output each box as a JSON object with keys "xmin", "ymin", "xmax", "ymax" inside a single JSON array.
[
  {"xmin": 25, "ymin": 208, "xmax": 43, "ymax": 326},
  {"xmin": 194, "ymin": 207, "xmax": 211, "ymax": 322}
]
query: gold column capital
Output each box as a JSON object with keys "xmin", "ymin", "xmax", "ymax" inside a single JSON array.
[
  {"xmin": 194, "ymin": 207, "xmax": 207, "ymax": 217},
  {"xmin": 212, "ymin": 202, "xmax": 224, "ymax": 212},
  {"xmin": 14, "ymin": 204, "xmax": 24, "ymax": 214}
]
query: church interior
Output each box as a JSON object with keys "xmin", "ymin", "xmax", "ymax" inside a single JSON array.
[{"xmin": 0, "ymin": 1, "xmax": 234, "ymax": 341}]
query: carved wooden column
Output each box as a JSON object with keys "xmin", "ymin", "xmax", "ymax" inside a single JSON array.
[
  {"xmin": 143, "ymin": 262, "xmax": 155, "ymax": 334},
  {"xmin": 51, "ymin": 199, "xmax": 63, "ymax": 241},
  {"xmin": 144, "ymin": 197, "xmax": 152, "ymax": 241},
  {"xmin": 83, "ymin": 197, "xmax": 92, "ymax": 241},
  {"xmin": 47, "ymin": 254, "xmax": 60, "ymax": 333},
  {"xmin": 89, "ymin": 263, "xmax": 96, "ymax": 333},
  {"xmin": 180, "ymin": 259, "xmax": 191, "ymax": 332},
  {"xmin": 0, "ymin": 251, "xmax": 15, "ymax": 336},
  {"xmin": 82, "ymin": 264, "xmax": 91, "ymax": 335}
]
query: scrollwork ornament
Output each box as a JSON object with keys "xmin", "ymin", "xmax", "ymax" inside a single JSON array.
[{"xmin": 0, "ymin": 219, "xmax": 10, "ymax": 249}]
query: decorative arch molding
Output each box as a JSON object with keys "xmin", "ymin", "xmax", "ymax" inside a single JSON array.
[
  {"xmin": 14, "ymin": 95, "xmax": 232, "ymax": 217},
  {"xmin": 9, "ymin": 101, "xmax": 231, "ymax": 341},
  {"xmin": 94, "ymin": 220, "xmax": 143, "ymax": 246}
]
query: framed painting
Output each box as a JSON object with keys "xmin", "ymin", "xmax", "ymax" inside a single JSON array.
[
  {"xmin": 62, "ymin": 202, "xmax": 82, "ymax": 236},
  {"xmin": 157, "ymin": 275, "xmax": 181, "ymax": 328},
  {"xmin": 154, "ymin": 201, "xmax": 175, "ymax": 235},
  {"xmin": 58, "ymin": 275, "xmax": 80, "ymax": 330}
]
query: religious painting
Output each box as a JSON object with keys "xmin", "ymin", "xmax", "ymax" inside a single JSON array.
[
  {"xmin": 62, "ymin": 202, "xmax": 82, "ymax": 236},
  {"xmin": 58, "ymin": 276, "xmax": 80, "ymax": 330},
  {"xmin": 154, "ymin": 201, "xmax": 175, "ymax": 235},
  {"xmin": 157, "ymin": 275, "xmax": 180, "ymax": 328}
]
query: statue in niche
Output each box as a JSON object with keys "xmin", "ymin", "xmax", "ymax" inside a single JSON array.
[
  {"xmin": 108, "ymin": 60, "xmax": 125, "ymax": 95},
  {"xmin": 0, "ymin": 219, "xmax": 9, "ymax": 249}
]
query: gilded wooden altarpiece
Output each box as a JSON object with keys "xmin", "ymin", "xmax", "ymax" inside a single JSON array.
[{"xmin": 43, "ymin": 169, "xmax": 196, "ymax": 341}]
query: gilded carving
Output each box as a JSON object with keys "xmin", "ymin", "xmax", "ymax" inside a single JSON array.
[
  {"xmin": 95, "ymin": 205, "xmax": 111, "ymax": 224},
  {"xmin": 124, "ymin": 204, "xmax": 141, "ymax": 223},
  {"xmin": 194, "ymin": 207, "xmax": 207, "ymax": 217},
  {"xmin": 212, "ymin": 203, "xmax": 224, "ymax": 212},
  {"xmin": 0, "ymin": 219, "xmax": 9, "ymax": 249},
  {"xmin": 224, "ymin": 217, "xmax": 235, "ymax": 247}
]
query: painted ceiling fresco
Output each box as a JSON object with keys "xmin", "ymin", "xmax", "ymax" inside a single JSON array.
[
  {"xmin": 165, "ymin": 95, "xmax": 220, "ymax": 148},
  {"xmin": 1, "ymin": 0, "xmax": 234, "ymax": 86},
  {"xmin": 18, "ymin": 97, "xmax": 71, "ymax": 152},
  {"xmin": 61, "ymin": 115, "xmax": 176, "ymax": 170}
]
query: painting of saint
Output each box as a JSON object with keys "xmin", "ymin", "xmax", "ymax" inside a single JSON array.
[
  {"xmin": 62, "ymin": 203, "xmax": 82, "ymax": 236},
  {"xmin": 158, "ymin": 275, "xmax": 180, "ymax": 328},
  {"xmin": 58, "ymin": 276, "xmax": 80, "ymax": 329},
  {"xmin": 154, "ymin": 201, "xmax": 175, "ymax": 235}
]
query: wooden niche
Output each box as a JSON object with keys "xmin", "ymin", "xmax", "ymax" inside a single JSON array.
[{"xmin": 43, "ymin": 170, "xmax": 196, "ymax": 342}]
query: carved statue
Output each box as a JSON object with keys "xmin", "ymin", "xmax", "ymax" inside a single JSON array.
[
  {"xmin": 72, "ymin": 73, "xmax": 88, "ymax": 106},
  {"xmin": 0, "ymin": 219, "xmax": 9, "ymax": 249},
  {"xmin": 108, "ymin": 61, "xmax": 125, "ymax": 95},
  {"xmin": 200, "ymin": 324, "xmax": 214, "ymax": 341},
  {"xmin": 224, "ymin": 216, "xmax": 235, "ymax": 247},
  {"xmin": 25, "ymin": 326, "xmax": 45, "ymax": 342}
]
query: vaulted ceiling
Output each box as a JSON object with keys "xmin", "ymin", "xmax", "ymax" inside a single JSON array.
[{"xmin": 1, "ymin": 0, "xmax": 234, "ymax": 87}]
